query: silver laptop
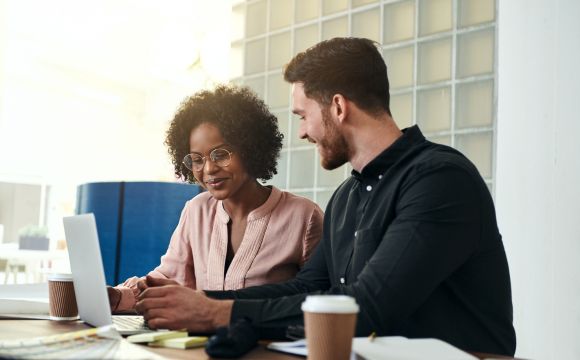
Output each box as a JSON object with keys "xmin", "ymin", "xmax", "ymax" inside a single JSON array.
[{"xmin": 63, "ymin": 213, "xmax": 156, "ymax": 335}]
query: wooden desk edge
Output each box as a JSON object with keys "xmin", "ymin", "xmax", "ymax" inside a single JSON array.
[{"xmin": 0, "ymin": 320, "xmax": 525, "ymax": 360}]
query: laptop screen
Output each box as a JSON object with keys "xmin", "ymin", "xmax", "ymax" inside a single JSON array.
[{"xmin": 63, "ymin": 213, "xmax": 113, "ymax": 327}]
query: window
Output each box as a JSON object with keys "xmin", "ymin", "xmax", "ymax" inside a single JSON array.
[{"xmin": 231, "ymin": 0, "xmax": 497, "ymax": 208}]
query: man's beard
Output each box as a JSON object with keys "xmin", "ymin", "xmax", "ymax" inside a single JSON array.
[{"xmin": 318, "ymin": 107, "xmax": 350, "ymax": 170}]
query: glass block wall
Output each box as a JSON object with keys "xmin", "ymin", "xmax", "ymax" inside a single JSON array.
[{"xmin": 230, "ymin": 0, "xmax": 496, "ymax": 209}]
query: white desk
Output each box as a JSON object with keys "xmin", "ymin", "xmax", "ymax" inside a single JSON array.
[{"xmin": 0, "ymin": 243, "xmax": 69, "ymax": 284}]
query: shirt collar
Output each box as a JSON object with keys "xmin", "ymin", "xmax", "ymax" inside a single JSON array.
[{"xmin": 351, "ymin": 125, "xmax": 426, "ymax": 182}]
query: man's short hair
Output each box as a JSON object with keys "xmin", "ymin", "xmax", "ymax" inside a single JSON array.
[{"xmin": 284, "ymin": 37, "xmax": 391, "ymax": 115}]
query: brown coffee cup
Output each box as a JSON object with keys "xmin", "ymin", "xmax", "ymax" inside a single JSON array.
[
  {"xmin": 48, "ymin": 273, "xmax": 79, "ymax": 320},
  {"xmin": 302, "ymin": 295, "xmax": 359, "ymax": 360}
]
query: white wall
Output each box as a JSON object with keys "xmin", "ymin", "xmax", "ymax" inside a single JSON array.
[
  {"xmin": 496, "ymin": 0, "xmax": 580, "ymax": 359},
  {"xmin": 0, "ymin": 0, "xmax": 231, "ymax": 186}
]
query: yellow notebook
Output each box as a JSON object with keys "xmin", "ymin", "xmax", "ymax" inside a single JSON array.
[
  {"xmin": 126, "ymin": 330, "xmax": 187, "ymax": 343},
  {"xmin": 149, "ymin": 336, "xmax": 208, "ymax": 349}
]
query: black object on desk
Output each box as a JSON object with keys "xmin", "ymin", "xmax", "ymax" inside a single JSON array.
[
  {"xmin": 205, "ymin": 318, "xmax": 258, "ymax": 358},
  {"xmin": 285, "ymin": 324, "xmax": 305, "ymax": 340}
]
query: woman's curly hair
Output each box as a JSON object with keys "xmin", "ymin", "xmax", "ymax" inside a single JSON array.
[{"xmin": 165, "ymin": 84, "xmax": 284, "ymax": 184}]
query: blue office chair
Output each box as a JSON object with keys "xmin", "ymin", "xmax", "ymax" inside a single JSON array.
[{"xmin": 75, "ymin": 181, "xmax": 203, "ymax": 285}]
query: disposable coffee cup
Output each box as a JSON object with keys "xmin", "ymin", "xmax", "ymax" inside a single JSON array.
[
  {"xmin": 301, "ymin": 295, "xmax": 359, "ymax": 360},
  {"xmin": 48, "ymin": 273, "xmax": 79, "ymax": 321}
]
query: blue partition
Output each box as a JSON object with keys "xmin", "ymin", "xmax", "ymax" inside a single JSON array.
[
  {"xmin": 75, "ymin": 182, "xmax": 122, "ymax": 285},
  {"xmin": 76, "ymin": 181, "xmax": 203, "ymax": 285}
]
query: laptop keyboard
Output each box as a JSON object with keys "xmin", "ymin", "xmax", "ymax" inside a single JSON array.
[{"xmin": 112, "ymin": 316, "xmax": 149, "ymax": 331}]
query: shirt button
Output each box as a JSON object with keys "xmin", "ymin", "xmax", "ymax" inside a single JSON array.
[
  {"xmin": 378, "ymin": 175, "xmax": 383, "ymax": 180},
  {"xmin": 354, "ymin": 231, "xmax": 358, "ymax": 237},
  {"xmin": 340, "ymin": 277, "xmax": 345, "ymax": 284},
  {"xmin": 366, "ymin": 185, "xmax": 372, "ymax": 191}
]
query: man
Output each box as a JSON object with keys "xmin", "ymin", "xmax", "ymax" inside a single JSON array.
[{"xmin": 135, "ymin": 37, "xmax": 516, "ymax": 356}]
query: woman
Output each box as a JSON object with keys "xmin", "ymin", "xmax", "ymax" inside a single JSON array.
[{"xmin": 108, "ymin": 85, "xmax": 323, "ymax": 312}]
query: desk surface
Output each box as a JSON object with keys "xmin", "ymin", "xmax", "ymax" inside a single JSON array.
[
  {"xmin": 0, "ymin": 320, "xmax": 521, "ymax": 360},
  {"xmin": 0, "ymin": 320, "xmax": 297, "ymax": 360}
]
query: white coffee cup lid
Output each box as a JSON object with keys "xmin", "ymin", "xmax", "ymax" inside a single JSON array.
[
  {"xmin": 301, "ymin": 295, "xmax": 359, "ymax": 314},
  {"xmin": 48, "ymin": 273, "xmax": 73, "ymax": 281}
]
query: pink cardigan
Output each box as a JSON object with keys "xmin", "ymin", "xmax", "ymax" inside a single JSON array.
[{"xmin": 114, "ymin": 186, "xmax": 323, "ymax": 311}]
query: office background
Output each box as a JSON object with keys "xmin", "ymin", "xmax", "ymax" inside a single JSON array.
[{"xmin": 0, "ymin": 0, "xmax": 578, "ymax": 359}]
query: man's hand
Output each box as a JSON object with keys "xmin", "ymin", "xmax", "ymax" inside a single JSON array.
[
  {"xmin": 135, "ymin": 276, "xmax": 233, "ymax": 332},
  {"xmin": 106, "ymin": 286, "xmax": 121, "ymax": 312}
]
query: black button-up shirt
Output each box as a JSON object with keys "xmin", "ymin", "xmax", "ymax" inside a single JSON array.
[{"xmin": 207, "ymin": 126, "xmax": 516, "ymax": 356}]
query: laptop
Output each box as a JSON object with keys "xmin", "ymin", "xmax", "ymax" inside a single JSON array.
[{"xmin": 63, "ymin": 213, "xmax": 157, "ymax": 335}]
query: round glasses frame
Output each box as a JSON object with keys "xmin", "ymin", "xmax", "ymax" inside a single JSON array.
[{"xmin": 182, "ymin": 148, "xmax": 233, "ymax": 172}]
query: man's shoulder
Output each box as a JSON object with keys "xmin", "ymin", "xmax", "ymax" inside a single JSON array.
[
  {"xmin": 399, "ymin": 143, "xmax": 490, "ymax": 205},
  {"xmin": 407, "ymin": 142, "xmax": 480, "ymax": 178}
]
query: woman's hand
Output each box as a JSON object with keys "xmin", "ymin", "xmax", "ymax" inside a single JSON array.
[
  {"xmin": 106, "ymin": 286, "xmax": 122, "ymax": 312},
  {"xmin": 136, "ymin": 276, "xmax": 179, "ymax": 294}
]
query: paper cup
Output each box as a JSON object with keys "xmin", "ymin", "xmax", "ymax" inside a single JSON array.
[
  {"xmin": 48, "ymin": 273, "xmax": 79, "ymax": 321},
  {"xmin": 302, "ymin": 295, "xmax": 359, "ymax": 360}
]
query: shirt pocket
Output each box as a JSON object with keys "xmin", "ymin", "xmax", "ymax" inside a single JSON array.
[{"xmin": 351, "ymin": 227, "xmax": 382, "ymax": 279}]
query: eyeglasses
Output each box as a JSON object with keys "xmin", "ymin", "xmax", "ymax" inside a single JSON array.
[{"xmin": 182, "ymin": 148, "xmax": 233, "ymax": 172}]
